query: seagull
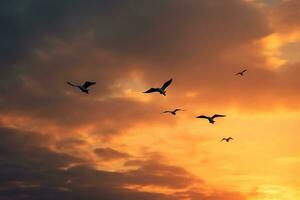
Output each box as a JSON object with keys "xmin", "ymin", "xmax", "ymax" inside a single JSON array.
[
  {"xmin": 235, "ymin": 69, "xmax": 247, "ymax": 76},
  {"xmin": 67, "ymin": 81, "xmax": 96, "ymax": 94},
  {"xmin": 144, "ymin": 78, "xmax": 172, "ymax": 96},
  {"xmin": 196, "ymin": 114, "xmax": 226, "ymax": 124},
  {"xmin": 162, "ymin": 109, "xmax": 185, "ymax": 115},
  {"xmin": 220, "ymin": 137, "xmax": 233, "ymax": 142}
]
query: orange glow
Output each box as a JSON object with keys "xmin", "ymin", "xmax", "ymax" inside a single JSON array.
[{"xmin": 3, "ymin": 0, "xmax": 300, "ymax": 199}]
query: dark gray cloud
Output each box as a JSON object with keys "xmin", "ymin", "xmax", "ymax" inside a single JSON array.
[
  {"xmin": 0, "ymin": 127, "xmax": 246, "ymax": 200},
  {"xmin": 0, "ymin": 127, "xmax": 173, "ymax": 199},
  {"xmin": 123, "ymin": 159, "xmax": 199, "ymax": 189},
  {"xmin": 271, "ymin": 0, "xmax": 300, "ymax": 32},
  {"xmin": 0, "ymin": 0, "xmax": 269, "ymax": 64},
  {"xmin": 0, "ymin": 0, "xmax": 279, "ymax": 199},
  {"xmin": 94, "ymin": 147, "xmax": 129, "ymax": 161},
  {"xmin": 0, "ymin": 0, "xmax": 273, "ymax": 134}
]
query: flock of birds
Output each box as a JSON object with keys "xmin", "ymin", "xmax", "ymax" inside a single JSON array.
[{"xmin": 67, "ymin": 69, "xmax": 248, "ymax": 143}]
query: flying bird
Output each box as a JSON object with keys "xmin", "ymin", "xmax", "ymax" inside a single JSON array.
[
  {"xmin": 144, "ymin": 78, "xmax": 172, "ymax": 96},
  {"xmin": 67, "ymin": 81, "xmax": 96, "ymax": 94},
  {"xmin": 235, "ymin": 69, "xmax": 247, "ymax": 76},
  {"xmin": 162, "ymin": 109, "xmax": 185, "ymax": 115},
  {"xmin": 196, "ymin": 114, "xmax": 226, "ymax": 124},
  {"xmin": 220, "ymin": 137, "xmax": 233, "ymax": 142}
]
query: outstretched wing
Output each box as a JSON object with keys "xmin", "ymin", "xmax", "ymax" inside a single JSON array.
[
  {"xmin": 174, "ymin": 109, "xmax": 185, "ymax": 112},
  {"xmin": 235, "ymin": 69, "xmax": 247, "ymax": 76},
  {"xmin": 162, "ymin": 111, "xmax": 171, "ymax": 113},
  {"xmin": 83, "ymin": 81, "xmax": 96, "ymax": 89},
  {"xmin": 161, "ymin": 78, "xmax": 172, "ymax": 90},
  {"xmin": 220, "ymin": 138, "xmax": 226, "ymax": 142},
  {"xmin": 196, "ymin": 115, "xmax": 209, "ymax": 119},
  {"xmin": 212, "ymin": 114, "xmax": 226, "ymax": 119},
  {"xmin": 144, "ymin": 88, "xmax": 159, "ymax": 93},
  {"xmin": 67, "ymin": 81, "xmax": 77, "ymax": 87},
  {"xmin": 228, "ymin": 137, "xmax": 234, "ymax": 140}
]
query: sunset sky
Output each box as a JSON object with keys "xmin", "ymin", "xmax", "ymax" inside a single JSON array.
[{"xmin": 1, "ymin": 0, "xmax": 300, "ymax": 199}]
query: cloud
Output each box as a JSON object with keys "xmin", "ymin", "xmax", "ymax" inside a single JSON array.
[
  {"xmin": 123, "ymin": 159, "xmax": 199, "ymax": 189},
  {"xmin": 3, "ymin": 0, "xmax": 300, "ymax": 198},
  {"xmin": 271, "ymin": 0, "xmax": 300, "ymax": 32},
  {"xmin": 4, "ymin": 0, "xmax": 300, "ymax": 115},
  {"xmin": 0, "ymin": 0, "xmax": 276, "ymax": 136},
  {"xmin": 0, "ymin": 126, "xmax": 246, "ymax": 200},
  {"xmin": 94, "ymin": 147, "xmax": 129, "ymax": 161}
]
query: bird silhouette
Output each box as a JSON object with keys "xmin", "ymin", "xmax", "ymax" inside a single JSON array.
[
  {"xmin": 144, "ymin": 78, "xmax": 172, "ymax": 96},
  {"xmin": 220, "ymin": 137, "xmax": 233, "ymax": 142},
  {"xmin": 235, "ymin": 69, "xmax": 247, "ymax": 76},
  {"xmin": 196, "ymin": 114, "xmax": 226, "ymax": 124},
  {"xmin": 67, "ymin": 81, "xmax": 96, "ymax": 94},
  {"xmin": 162, "ymin": 109, "xmax": 185, "ymax": 115}
]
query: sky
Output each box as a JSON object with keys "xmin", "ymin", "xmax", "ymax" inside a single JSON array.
[{"xmin": 0, "ymin": 0, "xmax": 300, "ymax": 199}]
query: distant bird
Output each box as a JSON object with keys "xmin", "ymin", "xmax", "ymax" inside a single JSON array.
[
  {"xmin": 196, "ymin": 114, "xmax": 226, "ymax": 124},
  {"xmin": 144, "ymin": 78, "xmax": 172, "ymax": 96},
  {"xmin": 235, "ymin": 69, "xmax": 247, "ymax": 76},
  {"xmin": 67, "ymin": 81, "xmax": 96, "ymax": 94},
  {"xmin": 220, "ymin": 137, "xmax": 233, "ymax": 142},
  {"xmin": 162, "ymin": 109, "xmax": 185, "ymax": 115}
]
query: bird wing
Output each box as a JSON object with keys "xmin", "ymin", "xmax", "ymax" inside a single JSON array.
[
  {"xmin": 220, "ymin": 138, "xmax": 226, "ymax": 142},
  {"xmin": 229, "ymin": 137, "xmax": 233, "ymax": 140},
  {"xmin": 161, "ymin": 78, "xmax": 173, "ymax": 90},
  {"xmin": 196, "ymin": 115, "xmax": 209, "ymax": 119},
  {"xmin": 235, "ymin": 69, "xmax": 247, "ymax": 75},
  {"xmin": 83, "ymin": 81, "xmax": 96, "ymax": 89},
  {"xmin": 212, "ymin": 114, "xmax": 226, "ymax": 119},
  {"xmin": 162, "ymin": 111, "xmax": 171, "ymax": 113},
  {"xmin": 67, "ymin": 81, "xmax": 77, "ymax": 87},
  {"xmin": 144, "ymin": 88, "xmax": 159, "ymax": 93},
  {"xmin": 174, "ymin": 109, "xmax": 182, "ymax": 112}
]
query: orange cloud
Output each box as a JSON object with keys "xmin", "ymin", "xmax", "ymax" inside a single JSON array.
[{"xmin": 2, "ymin": 0, "xmax": 300, "ymax": 199}]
